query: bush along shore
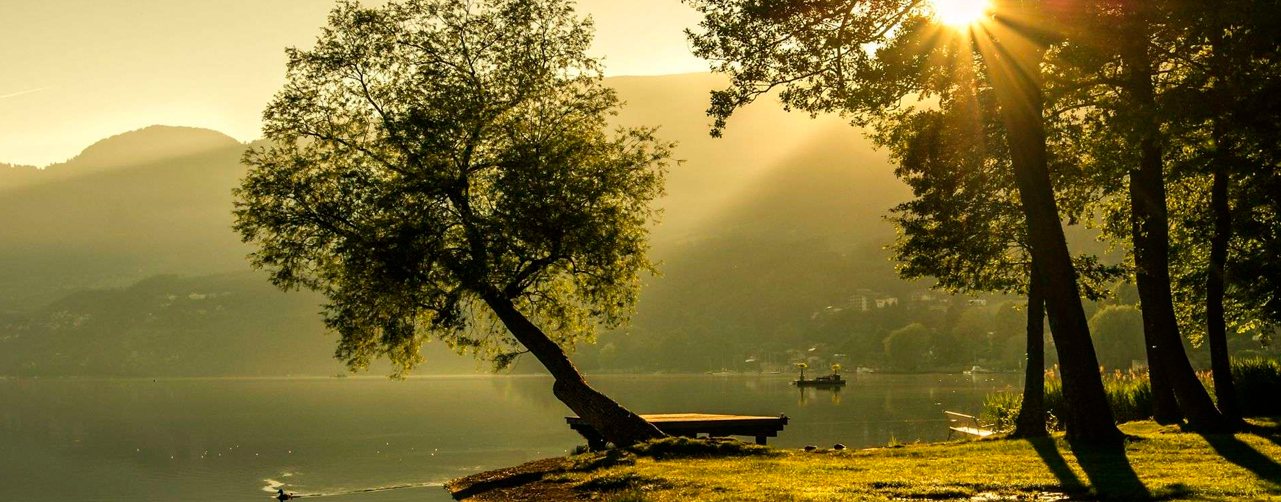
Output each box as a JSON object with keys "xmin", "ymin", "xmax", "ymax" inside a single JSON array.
[
  {"xmin": 984, "ymin": 357, "xmax": 1281, "ymax": 430},
  {"xmin": 447, "ymin": 419, "xmax": 1281, "ymax": 501}
]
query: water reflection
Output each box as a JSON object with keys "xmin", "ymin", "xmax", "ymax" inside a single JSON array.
[
  {"xmin": 0, "ymin": 374, "xmax": 1018, "ymax": 501},
  {"xmin": 795, "ymin": 385, "xmax": 842, "ymax": 406}
]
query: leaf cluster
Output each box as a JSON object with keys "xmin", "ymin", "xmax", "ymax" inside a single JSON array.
[{"xmin": 234, "ymin": 0, "xmax": 673, "ymax": 375}]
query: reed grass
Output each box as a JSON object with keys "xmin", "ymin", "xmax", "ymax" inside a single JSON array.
[{"xmin": 984, "ymin": 357, "xmax": 1280, "ymax": 430}]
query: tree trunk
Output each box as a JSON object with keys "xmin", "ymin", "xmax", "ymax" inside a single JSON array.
[
  {"xmin": 1207, "ymin": 121, "xmax": 1242, "ymax": 425},
  {"xmin": 1140, "ymin": 311, "xmax": 1182, "ymax": 424},
  {"xmin": 1121, "ymin": 38, "xmax": 1228, "ymax": 432},
  {"xmin": 1129, "ymin": 170, "xmax": 1184, "ymax": 425},
  {"xmin": 1131, "ymin": 157, "xmax": 1182, "ymax": 425},
  {"xmin": 481, "ymin": 292, "xmax": 665, "ymax": 447},
  {"xmin": 1205, "ymin": 28, "xmax": 1244, "ymax": 427},
  {"xmin": 984, "ymin": 26, "xmax": 1121, "ymax": 444},
  {"xmin": 1013, "ymin": 259, "xmax": 1048, "ymax": 438}
]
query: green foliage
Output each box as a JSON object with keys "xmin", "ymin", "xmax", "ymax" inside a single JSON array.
[
  {"xmin": 1043, "ymin": 0, "xmax": 1281, "ymax": 344},
  {"xmin": 626, "ymin": 436, "xmax": 777, "ymax": 460},
  {"xmin": 981, "ymin": 392, "xmax": 1023, "ymax": 433},
  {"xmin": 1088, "ymin": 305, "xmax": 1147, "ymax": 371},
  {"xmin": 883, "ymin": 323, "xmax": 931, "ymax": 371},
  {"xmin": 233, "ymin": 0, "xmax": 671, "ymax": 375},
  {"xmin": 990, "ymin": 358, "xmax": 1281, "ymax": 429},
  {"xmin": 1225, "ymin": 357, "xmax": 1281, "ymax": 417},
  {"xmin": 988, "ymin": 368, "xmax": 1152, "ymax": 430},
  {"xmin": 685, "ymin": 0, "xmax": 935, "ymax": 135}
]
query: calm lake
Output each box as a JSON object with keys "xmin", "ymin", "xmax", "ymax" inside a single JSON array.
[{"xmin": 0, "ymin": 373, "xmax": 1020, "ymax": 501}]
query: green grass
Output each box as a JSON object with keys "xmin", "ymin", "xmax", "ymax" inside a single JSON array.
[{"xmin": 454, "ymin": 419, "xmax": 1281, "ymax": 501}]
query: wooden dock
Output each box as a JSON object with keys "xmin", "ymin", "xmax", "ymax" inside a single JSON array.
[{"xmin": 566, "ymin": 413, "xmax": 789, "ymax": 450}]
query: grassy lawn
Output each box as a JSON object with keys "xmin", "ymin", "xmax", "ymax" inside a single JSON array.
[{"xmin": 447, "ymin": 419, "xmax": 1281, "ymax": 501}]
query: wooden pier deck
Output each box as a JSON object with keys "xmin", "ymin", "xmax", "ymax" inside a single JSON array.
[{"xmin": 566, "ymin": 413, "xmax": 789, "ymax": 450}]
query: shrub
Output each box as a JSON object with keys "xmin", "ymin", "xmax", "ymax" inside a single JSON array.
[
  {"xmin": 985, "ymin": 357, "xmax": 1281, "ymax": 430},
  {"xmin": 981, "ymin": 392, "xmax": 1023, "ymax": 432},
  {"xmin": 626, "ymin": 436, "xmax": 777, "ymax": 460},
  {"xmin": 1229, "ymin": 357, "xmax": 1281, "ymax": 417}
]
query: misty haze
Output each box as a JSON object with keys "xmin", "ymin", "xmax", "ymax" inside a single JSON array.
[{"xmin": 2, "ymin": 0, "xmax": 1279, "ymax": 501}]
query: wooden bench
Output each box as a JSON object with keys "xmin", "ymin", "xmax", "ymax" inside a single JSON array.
[
  {"xmin": 567, "ymin": 413, "xmax": 789, "ymax": 450},
  {"xmin": 945, "ymin": 411, "xmax": 996, "ymax": 440}
]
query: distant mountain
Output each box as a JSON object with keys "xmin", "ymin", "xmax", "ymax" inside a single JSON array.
[
  {"xmin": 0, "ymin": 74, "xmax": 921, "ymax": 377},
  {"xmin": 0, "ymin": 126, "xmax": 251, "ymax": 310},
  {"xmin": 0, "ymin": 126, "xmax": 240, "ymax": 193}
]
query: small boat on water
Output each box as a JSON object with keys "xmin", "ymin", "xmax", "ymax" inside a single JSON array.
[{"xmin": 794, "ymin": 374, "xmax": 846, "ymax": 387}]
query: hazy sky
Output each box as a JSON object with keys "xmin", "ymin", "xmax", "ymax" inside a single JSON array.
[{"xmin": 0, "ymin": 0, "xmax": 708, "ymax": 166}]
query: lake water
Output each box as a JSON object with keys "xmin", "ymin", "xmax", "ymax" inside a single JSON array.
[{"xmin": 0, "ymin": 373, "xmax": 1020, "ymax": 501}]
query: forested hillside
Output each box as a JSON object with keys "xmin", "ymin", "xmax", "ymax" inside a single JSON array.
[{"xmin": 2, "ymin": 74, "xmax": 1215, "ymax": 377}]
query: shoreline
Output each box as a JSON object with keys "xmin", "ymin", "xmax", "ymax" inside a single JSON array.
[
  {"xmin": 0, "ymin": 370, "xmax": 1020, "ymax": 381},
  {"xmin": 446, "ymin": 418, "xmax": 1281, "ymax": 501}
]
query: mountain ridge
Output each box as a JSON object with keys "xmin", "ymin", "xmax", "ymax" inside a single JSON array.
[
  {"xmin": 0, "ymin": 125, "xmax": 240, "ymax": 193},
  {"xmin": 0, "ymin": 73, "xmax": 918, "ymax": 376}
]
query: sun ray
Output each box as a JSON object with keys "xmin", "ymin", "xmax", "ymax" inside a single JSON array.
[{"xmin": 932, "ymin": 0, "xmax": 992, "ymax": 28}]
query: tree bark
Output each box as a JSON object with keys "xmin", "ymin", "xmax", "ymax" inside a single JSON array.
[
  {"xmin": 1013, "ymin": 259, "xmax": 1048, "ymax": 438},
  {"xmin": 984, "ymin": 23, "xmax": 1121, "ymax": 444},
  {"xmin": 1205, "ymin": 27, "xmax": 1243, "ymax": 427},
  {"xmin": 1139, "ymin": 311, "xmax": 1182, "ymax": 424},
  {"xmin": 1121, "ymin": 37, "xmax": 1228, "ymax": 432},
  {"xmin": 481, "ymin": 292, "xmax": 665, "ymax": 447},
  {"xmin": 1207, "ymin": 121, "xmax": 1242, "ymax": 425},
  {"xmin": 1128, "ymin": 166, "xmax": 1184, "ymax": 425}
]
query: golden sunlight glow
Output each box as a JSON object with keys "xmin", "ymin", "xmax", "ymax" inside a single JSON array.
[{"xmin": 931, "ymin": 0, "xmax": 991, "ymax": 27}]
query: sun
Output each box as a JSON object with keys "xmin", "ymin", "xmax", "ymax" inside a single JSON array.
[{"xmin": 931, "ymin": 0, "xmax": 992, "ymax": 27}]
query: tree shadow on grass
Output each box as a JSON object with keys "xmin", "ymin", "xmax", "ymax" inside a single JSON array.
[
  {"xmin": 1199, "ymin": 431, "xmax": 1281, "ymax": 489},
  {"xmin": 1027, "ymin": 438, "xmax": 1086, "ymax": 495},
  {"xmin": 1066, "ymin": 438, "xmax": 1154, "ymax": 501},
  {"xmin": 1245, "ymin": 421, "xmax": 1281, "ymax": 451},
  {"xmin": 1031, "ymin": 436, "xmax": 1191, "ymax": 501}
]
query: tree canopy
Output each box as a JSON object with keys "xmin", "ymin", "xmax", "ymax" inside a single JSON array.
[
  {"xmin": 687, "ymin": 0, "xmax": 1124, "ymax": 442},
  {"xmin": 235, "ymin": 0, "xmax": 672, "ymax": 446},
  {"xmin": 235, "ymin": 0, "xmax": 672, "ymax": 375}
]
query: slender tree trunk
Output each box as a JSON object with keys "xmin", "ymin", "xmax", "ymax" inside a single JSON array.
[
  {"xmin": 1205, "ymin": 28, "xmax": 1244, "ymax": 426},
  {"xmin": 481, "ymin": 292, "xmax": 665, "ymax": 447},
  {"xmin": 1140, "ymin": 315, "xmax": 1182, "ymax": 424},
  {"xmin": 1130, "ymin": 163, "xmax": 1182, "ymax": 425},
  {"xmin": 984, "ymin": 25, "xmax": 1121, "ymax": 444},
  {"xmin": 1207, "ymin": 121, "xmax": 1242, "ymax": 425},
  {"xmin": 1121, "ymin": 38, "xmax": 1228, "ymax": 432},
  {"xmin": 1111, "ymin": 13, "xmax": 1180, "ymax": 426},
  {"xmin": 1013, "ymin": 259, "xmax": 1047, "ymax": 438},
  {"xmin": 1129, "ymin": 170, "xmax": 1183, "ymax": 425}
]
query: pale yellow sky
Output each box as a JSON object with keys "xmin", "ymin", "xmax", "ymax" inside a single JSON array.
[{"xmin": 0, "ymin": 0, "xmax": 708, "ymax": 166}]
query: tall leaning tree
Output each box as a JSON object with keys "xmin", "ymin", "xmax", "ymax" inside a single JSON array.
[
  {"xmin": 234, "ymin": 0, "xmax": 671, "ymax": 447},
  {"xmin": 878, "ymin": 84, "xmax": 1122, "ymax": 437},
  {"xmin": 687, "ymin": 0, "xmax": 1121, "ymax": 443}
]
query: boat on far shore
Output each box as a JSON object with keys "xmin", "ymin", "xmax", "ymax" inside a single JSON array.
[{"xmin": 793, "ymin": 373, "xmax": 846, "ymax": 387}]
